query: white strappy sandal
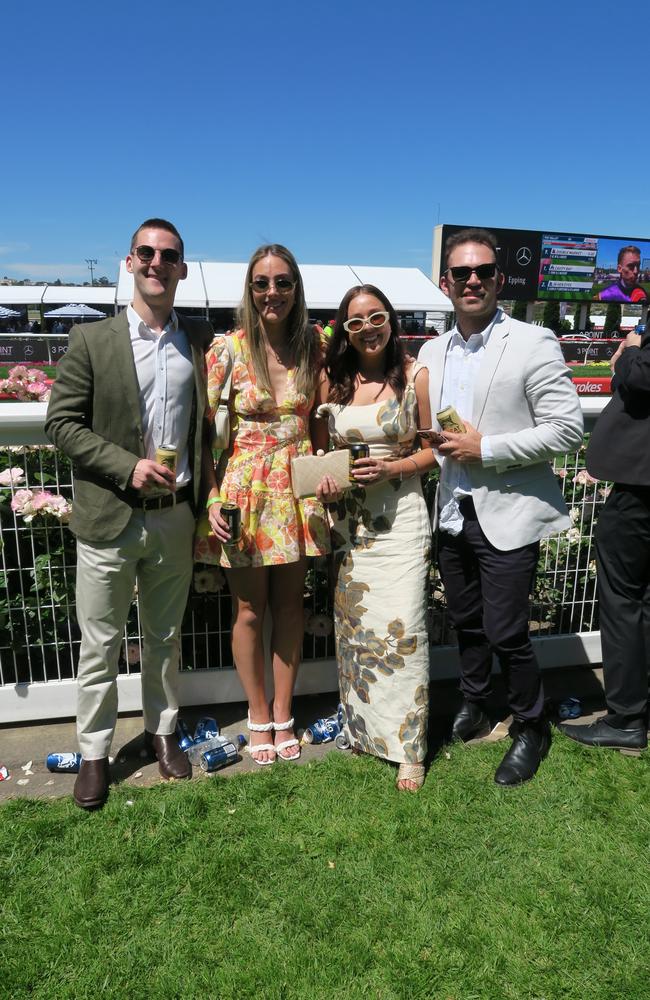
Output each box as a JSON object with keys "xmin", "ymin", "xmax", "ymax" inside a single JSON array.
[
  {"xmin": 246, "ymin": 714, "xmax": 276, "ymax": 766},
  {"xmin": 273, "ymin": 716, "xmax": 301, "ymax": 762}
]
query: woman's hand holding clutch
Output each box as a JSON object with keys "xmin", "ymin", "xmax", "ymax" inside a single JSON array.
[{"xmin": 316, "ymin": 474, "xmax": 343, "ymax": 504}]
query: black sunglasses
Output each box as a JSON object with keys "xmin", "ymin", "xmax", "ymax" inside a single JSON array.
[
  {"xmin": 132, "ymin": 245, "xmax": 183, "ymax": 265},
  {"xmin": 447, "ymin": 263, "xmax": 498, "ymax": 283},
  {"xmin": 250, "ymin": 276, "xmax": 296, "ymax": 294}
]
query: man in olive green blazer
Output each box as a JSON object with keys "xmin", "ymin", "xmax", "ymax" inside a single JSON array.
[{"xmin": 46, "ymin": 218, "xmax": 213, "ymax": 809}]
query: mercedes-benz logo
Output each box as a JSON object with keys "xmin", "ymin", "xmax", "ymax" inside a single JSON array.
[
  {"xmin": 516, "ymin": 246, "xmax": 532, "ymax": 266},
  {"xmin": 24, "ymin": 345, "xmax": 34, "ymax": 357}
]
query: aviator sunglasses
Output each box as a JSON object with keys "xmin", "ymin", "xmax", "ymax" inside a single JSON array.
[
  {"xmin": 446, "ymin": 262, "xmax": 498, "ymax": 283},
  {"xmin": 132, "ymin": 245, "xmax": 183, "ymax": 265},
  {"xmin": 343, "ymin": 311, "xmax": 390, "ymax": 334},
  {"xmin": 250, "ymin": 276, "xmax": 296, "ymax": 294}
]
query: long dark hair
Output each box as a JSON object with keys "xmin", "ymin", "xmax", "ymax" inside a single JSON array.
[{"xmin": 324, "ymin": 284, "xmax": 406, "ymax": 405}]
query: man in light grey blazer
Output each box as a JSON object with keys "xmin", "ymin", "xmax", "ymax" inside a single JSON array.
[
  {"xmin": 46, "ymin": 218, "xmax": 212, "ymax": 809},
  {"xmin": 419, "ymin": 228, "xmax": 583, "ymax": 786}
]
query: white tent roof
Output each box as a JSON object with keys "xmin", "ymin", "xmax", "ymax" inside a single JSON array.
[
  {"xmin": 0, "ymin": 286, "xmax": 46, "ymax": 305},
  {"xmin": 350, "ymin": 265, "xmax": 452, "ymax": 312},
  {"xmin": 3, "ymin": 262, "xmax": 452, "ymax": 314},
  {"xmin": 200, "ymin": 262, "xmax": 248, "ymax": 308},
  {"xmin": 42, "ymin": 285, "xmax": 116, "ymax": 305},
  {"xmin": 298, "ymin": 265, "xmax": 361, "ymax": 311},
  {"xmin": 116, "ymin": 260, "xmax": 207, "ymax": 308}
]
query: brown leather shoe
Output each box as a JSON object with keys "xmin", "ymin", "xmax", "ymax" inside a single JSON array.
[
  {"xmin": 73, "ymin": 758, "xmax": 110, "ymax": 810},
  {"xmin": 144, "ymin": 731, "xmax": 191, "ymax": 780}
]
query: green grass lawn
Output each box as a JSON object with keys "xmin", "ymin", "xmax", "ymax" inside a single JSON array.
[
  {"xmin": 570, "ymin": 364, "xmax": 612, "ymax": 378},
  {"xmin": 2, "ymin": 741, "xmax": 650, "ymax": 1000}
]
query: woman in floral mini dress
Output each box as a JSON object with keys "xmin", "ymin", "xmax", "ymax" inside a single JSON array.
[
  {"xmin": 201, "ymin": 245, "xmax": 330, "ymax": 764},
  {"xmin": 315, "ymin": 285, "xmax": 437, "ymax": 791}
]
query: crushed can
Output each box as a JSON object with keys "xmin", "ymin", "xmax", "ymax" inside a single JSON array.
[
  {"xmin": 0, "ymin": 765, "xmax": 9, "ymax": 781},
  {"xmin": 200, "ymin": 741, "xmax": 239, "ymax": 772},
  {"xmin": 176, "ymin": 719, "xmax": 195, "ymax": 753},
  {"xmin": 334, "ymin": 732, "xmax": 350, "ymax": 750},
  {"xmin": 194, "ymin": 717, "xmax": 220, "ymax": 742},
  {"xmin": 558, "ymin": 697, "xmax": 582, "ymax": 720},
  {"xmin": 187, "ymin": 717, "xmax": 225, "ymax": 764},
  {"xmin": 46, "ymin": 752, "xmax": 82, "ymax": 773},
  {"xmin": 303, "ymin": 704, "xmax": 344, "ymax": 745}
]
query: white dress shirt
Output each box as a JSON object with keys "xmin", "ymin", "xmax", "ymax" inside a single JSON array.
[
  {"xmin": 438, "ymin": 314, "xmax": 497, "ymax": 535},
  {"xmin": 127, "ymin": 304, "xmax": 195, "ymax": 488}
]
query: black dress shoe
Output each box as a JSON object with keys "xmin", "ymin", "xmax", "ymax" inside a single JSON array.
[
  {"xmin": 494, "ymin": 720, "xmax": 551, "ymax": 787},
  {"xmin": 560, "ymin": 716, "xmax": 647, "ymax": 751},
  {"xmin": 144, "ymin": 732, "xmax": 191, "ymax": 780},
  {"xmin": 451, "ymin": 699, "xmax": 491, "ymax": 742},
  {"xmin": 73, "ymin": 758, "xmax": 110, "ymax": 810}
]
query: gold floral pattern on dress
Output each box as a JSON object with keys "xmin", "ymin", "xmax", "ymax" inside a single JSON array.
[{"xmin": 327, "ymin": 366, "xmax": 431, "ymax": 765}]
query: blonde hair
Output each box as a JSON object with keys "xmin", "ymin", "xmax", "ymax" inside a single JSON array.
[{"xmin": 237, "ymin": 244, "xmax": 316, "ymax": 397}]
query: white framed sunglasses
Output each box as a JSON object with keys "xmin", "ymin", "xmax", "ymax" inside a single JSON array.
[{"xmin": 343, "ymin": 311, "xmax": 390, "ymax": 334}]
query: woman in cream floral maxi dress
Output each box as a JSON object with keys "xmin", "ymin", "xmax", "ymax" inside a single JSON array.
[{"xmin": 315, "ymin": 284, "xmax": 437, "ymax": 790}]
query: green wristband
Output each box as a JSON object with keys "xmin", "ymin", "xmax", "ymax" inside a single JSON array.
[{"xmin": 205, "ymin": 496, "xmax": 221, "ymax": 509}]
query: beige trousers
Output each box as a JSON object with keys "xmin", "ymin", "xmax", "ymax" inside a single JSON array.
[{"xmin": 75, "ymin": 502, "xmax": 195, "ymax": 759}]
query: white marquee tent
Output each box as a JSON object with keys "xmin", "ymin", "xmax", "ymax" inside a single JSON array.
[
  {"xmin": 1, "ymin": 262, "xmax": 453, "ymax": 316},
  {"xmin": 115, "ymin": 260, "xmax": 453, "ymax": 313}
]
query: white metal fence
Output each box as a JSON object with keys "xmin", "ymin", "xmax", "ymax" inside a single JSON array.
[{"xmin": 1, "ymin": 402, "xmax": 605, "ymax": 723}]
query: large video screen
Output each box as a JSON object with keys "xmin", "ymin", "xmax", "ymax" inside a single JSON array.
[
  {"xmin": 538, "ymin": 234, "xmax": 650, "ymax": 303},
  {"xmin": 433, "ymin": 225, "xmax": 650, "ymax": 303}
]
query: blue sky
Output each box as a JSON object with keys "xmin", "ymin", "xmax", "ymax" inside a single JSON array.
[{"xmin": 3, "ymin": 0, "xmax": 649, "ymax": 283}]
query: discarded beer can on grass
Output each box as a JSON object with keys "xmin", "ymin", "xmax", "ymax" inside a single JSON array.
[
  {"xmin": 176, "ymin": 716, "xmax": 244, "ymax": 769},
  {"xmin": 302, "ymin": 704, "xmax": 345, "ymax": 745},
  {"xmin": 200, "ymin": 742, "xmax": 239, "ymax": 772},
  {"xmin": 176, "ymin": 719, "xmax": 195, "ymax": 752},
  {"xmin": 46, "ymin": 752, "xmax": 82, "ymax": 773},
  {"xmin": 558, "ymin": 697, "xmax": 582, "ymax": 720},
  {"xmin": 0, "ymin": 765, "xmax": 9, "ymax": 781},
  {"xmin": 194, "ymin": 717, "xmax": 220, "ymax": 743},
  {"xmin": 334, "ymin": 732, "xmax": 351, "ymax": 750}
]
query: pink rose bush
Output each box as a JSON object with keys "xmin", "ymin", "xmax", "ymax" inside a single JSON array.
[
  {"xmin": 0, "ymin": 365, "xmax": 51, "ymax": 401},
  {"xmin": 10, "ymin": 488, "xmax": 71, "ymax": 523},
  {"xmin": 0, "ymin": 467, "xmax": 25, "ymax": 487}
]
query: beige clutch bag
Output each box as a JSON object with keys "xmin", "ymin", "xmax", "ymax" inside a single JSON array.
[{"xmin": 290, "ymin": 451, "xmax": 351, "ymax": 499}]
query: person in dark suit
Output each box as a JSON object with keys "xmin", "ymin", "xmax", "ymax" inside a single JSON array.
[
  {"xmin": 561, "ymin": 327, "xmax": 650, "ymax": 751},
  {"xmin": 45, "ymin": 218, "xmax": 213, "ymax": 808}
]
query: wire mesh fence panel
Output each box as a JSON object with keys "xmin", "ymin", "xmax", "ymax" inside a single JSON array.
[{"xmin": 1, "ymin": 439, "xmax": 603, "ymax": 698}]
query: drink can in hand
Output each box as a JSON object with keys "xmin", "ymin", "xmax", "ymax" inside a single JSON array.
[
  {"xmin": 221, "ymin": 502, "xmax": 241, "ymax": 542},
  {"xmin": 349, "ymin": 443, "xmax": 370, "ymax": 461},
  {"xmin": 155, "ymin": 445, "xmax": 177, "ymax": 476}
]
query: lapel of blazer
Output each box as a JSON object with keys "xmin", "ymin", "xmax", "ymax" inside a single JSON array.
[
  {"xmin": 472, "ymin": 309, "xmax": 510, "ymax": 428},
  {"xmin": 111, "ymin": 310, "xmax": 144, "ymax": 434},
  {"xmin": 428, "ymin": 332, "xmax": 453, "ymax": 430}
]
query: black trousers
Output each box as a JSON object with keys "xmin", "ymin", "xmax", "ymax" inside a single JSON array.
[
  {"xmin": 595, "ymin": 484, "xmax": 650, "ymax": 722},
  {"xmin": 438, "ymin": 498, "xmax": 544, "ymax": 722}
]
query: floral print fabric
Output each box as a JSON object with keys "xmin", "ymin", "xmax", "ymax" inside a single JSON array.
[
  {"xmin": 322, "ymin": 369, "xmax": 431, "ymax": 764},
  {"xmin": 196, "ymin": 330, "xmax": 330, "ymax": 568}
]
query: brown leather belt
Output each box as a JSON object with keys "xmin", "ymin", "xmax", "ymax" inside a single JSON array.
[{"xmin": 132, "ymin": 484, "xmax": 193, "ymax": 511}]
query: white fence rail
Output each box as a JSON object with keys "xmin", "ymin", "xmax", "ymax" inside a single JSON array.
[{"xmin": 1, "ymin": 401, "xmax": 606, "ymax": 723}]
